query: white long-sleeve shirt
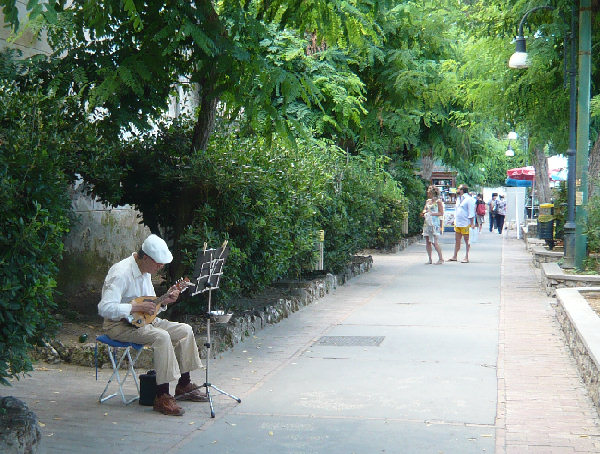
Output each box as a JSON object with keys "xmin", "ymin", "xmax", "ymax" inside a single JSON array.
[{"xmin": 98, "ymin": 254, "xmax": 158, "ymax": 321}]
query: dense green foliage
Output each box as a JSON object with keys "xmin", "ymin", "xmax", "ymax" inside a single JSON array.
[
  {"xmin": 80, "ymin": 117, "xmax": 407, "ymax": 304},
  {"xmin": 586, "ymin": 187, "xmax": 600, "ymax": 258},
  {"xmin": 0, "ymin": 51, "xmax": 79, "ymax": 384}
]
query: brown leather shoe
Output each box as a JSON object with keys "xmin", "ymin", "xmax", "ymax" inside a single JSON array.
[
  {"xmin": 175, "ymin": 382, "xmax": 208, "ymax": 402},
  {"xmin": 153, "ymin": 394, "xmax": 185, "ymax": 416}
]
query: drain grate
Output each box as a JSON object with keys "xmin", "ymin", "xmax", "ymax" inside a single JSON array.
[{"xmin": 315, "ymin": 336, "xmax": 385, "ymax": 347}]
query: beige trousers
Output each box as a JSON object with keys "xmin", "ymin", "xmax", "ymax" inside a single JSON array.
[{"xmin": 103, "ymin": 318, "xmax": 202, "ymax": 386}]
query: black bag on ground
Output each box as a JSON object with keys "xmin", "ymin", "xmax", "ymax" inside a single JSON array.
[{"xmin": 139, "ymin": 370, "xmax": 157, "ymax": 406}]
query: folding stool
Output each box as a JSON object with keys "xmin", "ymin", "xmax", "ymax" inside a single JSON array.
[{"xmin": 95, "ymin": 334, "xmax": 143, "ymax": 405}]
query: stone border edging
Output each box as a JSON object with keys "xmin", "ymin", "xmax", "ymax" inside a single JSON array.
[
  {"xmin": 532, "ymin": 245, "xmax": 562, "ymax": 268},
  {"xmin": 520, "ymin": 221, "xmax": 538, "ymax": 243},
  {"xmin": 525, "ymin": 237, "xmax": 546, "ymax": 252},
  {"xmin": 541, "ymin": 262, "xmax": 600, "ymax": 297},
  {"xmin": 555, "ymin": 287, "xmax": 600, "ymax": 410}
]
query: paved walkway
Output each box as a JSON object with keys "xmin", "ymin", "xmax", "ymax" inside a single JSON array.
[
  {"xmin": 498, "ymin": 234, "xmax": 600, "ymax": 453},
  {"xmin": 5, "ymin": 228, "xmax": 600, "ymax": 453}
]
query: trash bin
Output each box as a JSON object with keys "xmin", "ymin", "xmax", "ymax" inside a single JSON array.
[{"xmin": 537, "ymin": 203, "xmax": 555, "ymax": 249}]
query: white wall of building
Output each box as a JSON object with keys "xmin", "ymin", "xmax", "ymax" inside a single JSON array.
[{"xmin": 0, "ymin": 2, "xmax": 52, "ymax": 57}]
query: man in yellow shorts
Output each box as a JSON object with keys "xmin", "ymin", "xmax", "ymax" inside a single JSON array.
[{"xmin": 448, "ymin": 184, "xmax": 476, "ymax": 263}]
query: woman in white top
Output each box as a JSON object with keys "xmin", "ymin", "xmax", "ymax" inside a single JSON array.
[{"xmin": 421, "ymin": 185, "xmax": 445, "ymax": 264}]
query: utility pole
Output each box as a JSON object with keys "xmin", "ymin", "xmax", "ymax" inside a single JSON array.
[
  {"xmin": 575, "ymin": 0, "xmax": 591, "ymax": 268},
  {"xmin": 562, "ymin": 2, "xmax": 578, "ymax": 268}
]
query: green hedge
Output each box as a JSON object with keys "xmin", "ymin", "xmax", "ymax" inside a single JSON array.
[
  {"xmin": 0, "ymin": 52, "xmax": 73, "ymax": 384},
  {"xmin": 80, "ymin": 117, "xmax": 408, "ymax": 312},
  {"xmin": 174, "ymin": 125, "xmax": 408, "ymax": 303}
]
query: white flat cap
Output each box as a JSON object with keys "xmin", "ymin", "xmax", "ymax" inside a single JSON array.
[{"xmin": 142, "ymin": 234, "xmax": 173, "ymax": 264}]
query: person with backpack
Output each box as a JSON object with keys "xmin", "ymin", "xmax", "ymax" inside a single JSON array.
[
  {"xmin": 475, "ymin": 193, "xmax": 486, "ymax": 232},
  {"xmin": 488, "ymin": 193, "xmax": 498, "ymax": 232},
  {"xmin": 495, "ymin": 194, "xmax": 507, "ymax": 234}
]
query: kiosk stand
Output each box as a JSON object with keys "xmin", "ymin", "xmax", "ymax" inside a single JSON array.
[{"xmin": 192, "ymin": 241, "xmax": 241, "ymax": 418}]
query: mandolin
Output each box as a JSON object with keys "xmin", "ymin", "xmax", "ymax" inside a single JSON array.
[{"xmin": 129, "ymin": 277, "xmax": 193, "ymax": 328}]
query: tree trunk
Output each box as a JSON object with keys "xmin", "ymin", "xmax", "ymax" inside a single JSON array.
[
  {"xmin": 167, "ymin": 193, "xmax": 196, "ymax": 282},
  {"xmin": 533, "ymin": 145, "xmax": 551, "ymax": 204},
  {"xmin": 421, "ymin": 152, "xmax": 434, "ymax": 182},
  {"xmin": 191, "ymin": 1, "xmax": 222, "ymax": 152},
  {"xmin": 191, "ymin": 92, "xmax": 219, "ymax": 152},
  {"xmin": 588, "ymin": 134, "xmax": 600, "ymax": 196}
]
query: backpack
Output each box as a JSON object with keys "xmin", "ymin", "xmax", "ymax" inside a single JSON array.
[{"xmin": 476, "ymin": 202, "xmax": 486, "ymax": 216}]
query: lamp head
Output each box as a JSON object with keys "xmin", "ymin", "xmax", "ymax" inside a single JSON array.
[
  {"xmin": 505, "ymin": 143, "xmax": 515, "ymax": 157},
  {"xmin": 509, "ymin": 36, "xmax": 529, "ymax": 69}
]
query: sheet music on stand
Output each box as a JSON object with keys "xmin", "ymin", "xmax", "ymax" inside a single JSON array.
[{"xmin": 192, "ymin": 245, "xmax": 230, "ymax": 296}]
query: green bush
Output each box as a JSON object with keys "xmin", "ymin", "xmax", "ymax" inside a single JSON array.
[
  {"xmin": 0, "ymin": 52, "xmax": 74, "ymax": 384},
  {"xmin": 388, "ymin": 161, "xmax": 427, "ymax": 237},
  {"xmin": 318, "ymin": 153, "xmax": 408, "ymax": 262},
  {"xmin": 586, "ymin": 188, "xmax": 600, "ymax": 256},
  {"xmin": 179, "ymin": 129, "xmax": 327, "ymax": 300},
  {"xmin": 179, "ymin": 127, "xmax": 408, "ymax": 291},
  {"xmin": 97, "ymin": 118, "xmax": 407, "ymax": 314}
]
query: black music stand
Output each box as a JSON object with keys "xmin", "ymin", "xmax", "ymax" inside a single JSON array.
[{"xmin": 191, "ymin": 241, "xmax": 241, "ymax": 418}]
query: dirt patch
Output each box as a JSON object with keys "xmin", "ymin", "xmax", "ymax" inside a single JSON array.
[
  {"xmin": 583, "ymin": 292, "xmax": 600, "ymax": 318},
  {"xmin": 54, "ymin": 319, "xmax": 104, "ymax": 345}
]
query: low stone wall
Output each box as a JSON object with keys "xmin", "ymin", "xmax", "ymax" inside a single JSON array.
[
  {"xmin": 521, "ymin": 221, "xmax": 538, "ymax": 242},
  {"xmin": 541, "ymin": 263, "xmax": 600, "ymax": 297},
  {"xmin": 555, "ymin": 287, "xmax": 600, "ymax": 414},
  {"xmin": 525, "ymin": 237, "xmax": 546, "ymax": 252},
  {"xmin": 532, "ymin": 245, "xmax": 563, "ymax": 268},
  {"xmin": 35, "ymin": 256, "xmax": 374, "ymax": 369},
  {"xmin": 388, "ymin": 235, "xmax": 421, "ymax": 253}
]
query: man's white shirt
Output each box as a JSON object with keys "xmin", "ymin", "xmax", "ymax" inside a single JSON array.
[
  {"xmin": 455, "ymin": 193, "xmax": 476, "ymax": 227},
  {"xmin": 98, "ymin": 254, "xmax": 157, "ymax": 321}
]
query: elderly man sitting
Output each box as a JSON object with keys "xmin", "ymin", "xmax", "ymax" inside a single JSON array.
[{"xmin": 98, "ymin": 234, "xmax": 206, "ymax": 416}]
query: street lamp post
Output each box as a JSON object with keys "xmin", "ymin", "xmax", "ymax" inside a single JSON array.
[
  {"xmin": 575, "ymin": 0, "xmax": 592, "ymax": 269},
  {"xmin": 564, "ymin": 3, "xmax": 577, "ymax": 268},
  {"xmin": 508, "ymin": 6, "xmax": 555, "ymax": 69},
  {"xmin": 506, "ymin": 131, "xmax": 517, "ymax": 157},
  {"xmin": 508, "ymin": 5, "xmax": 577, "ymax": 268}
]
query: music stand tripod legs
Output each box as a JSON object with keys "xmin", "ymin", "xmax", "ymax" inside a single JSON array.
[
  {"xmin": 202, "ymin": 285, "xmax": 241, "ymax": 418},
  {"xmin": 192, "ymin": 243, "xmax": 241, "ymax": 418}
]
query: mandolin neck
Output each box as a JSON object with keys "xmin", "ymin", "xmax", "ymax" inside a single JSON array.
[{"xmin": 153, "ymin": 292, "xmax": 170, "ymax": 309}]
